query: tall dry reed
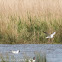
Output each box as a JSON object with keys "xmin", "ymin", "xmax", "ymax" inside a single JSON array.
[{"xmin": 0, "ymin": 0, "xmax": 62, "ymax": 44}]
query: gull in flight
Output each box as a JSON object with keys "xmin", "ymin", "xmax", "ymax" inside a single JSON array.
[
  {"xmin": 46, "ymin": 32, "xmax": 56, "ymax": 38},
  {"xmin": 11, "ymin": 50, "xmax": 20, "ymax": 54},
  {"xmin": 43, "ymin": 32, "xmax": 56, "ymax": 43}
]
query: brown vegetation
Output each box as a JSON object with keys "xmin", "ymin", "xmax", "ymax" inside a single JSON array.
[{"xmin": 0, "ymin": 0, "xmax": 62, "ymax": 44}]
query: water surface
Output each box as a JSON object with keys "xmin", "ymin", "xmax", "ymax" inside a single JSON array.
[{"xmin": 0, "ymin": 44, "xmax": 62, "ymax": 62}]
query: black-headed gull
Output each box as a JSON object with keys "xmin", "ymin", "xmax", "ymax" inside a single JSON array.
[
  {"xmin": 43, "ymin": 32, "xmax": 56, "ymax": 43},
  {"xmin": 11, "ymin": 50, "xmax": 20, "ymax": 54},
  {"xmin": 46, "ymin": 32, "xmax": 56, "ymax": 38},
  {"xmin": 29, "ymin": 57, "xmax": 35, "ymax": 62}
]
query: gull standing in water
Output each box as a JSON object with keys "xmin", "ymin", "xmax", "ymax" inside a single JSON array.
[
  {"xmin": 44, "ymin": 32, "xmax": 56, "ymax": 43},
  {"xmin": 29, "ymin": 57, "xmax": 35, "ymax": 62},
  {"xmin": 11, "ymin": 50, "xmax": 20, "ymax": 54}
]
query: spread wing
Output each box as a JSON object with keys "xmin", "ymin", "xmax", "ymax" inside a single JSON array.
[
  {"xmin": 43, "ymin": 31, "xmax": 50, "ymax": 35},
  {"xmin": 51, "ymin": 32, "xmax": 56, "ymax": 36}
]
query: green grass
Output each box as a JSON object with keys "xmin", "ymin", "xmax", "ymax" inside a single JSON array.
[
  {"xmin": 35, "ymin": 51, "xmax": 46, "ymax": 62},
  {"xmin": 0, "ymin": 0, "xmax": 62, "ymax": 44},
  {"xmin": 0, "ymin": 13, "xmax": 62, "ymax": 44}
]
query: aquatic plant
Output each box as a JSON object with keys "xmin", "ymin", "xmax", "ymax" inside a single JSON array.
[{"xmin": 34, "ymin": 51, "xmax": 46, "ymax": 62}]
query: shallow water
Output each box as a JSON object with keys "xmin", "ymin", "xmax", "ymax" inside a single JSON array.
[{"xmin": 0, "ymin": 44, "xmax": 62, "ymax": 62}]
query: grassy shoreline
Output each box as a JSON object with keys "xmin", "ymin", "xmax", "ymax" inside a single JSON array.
[
  {"xmin": 0, "ymin": 15, "xmax": 62, "ymax": 44},
  {"xmin": 0, "ymin": 0, "xmax": 62, "ymax": 44}
]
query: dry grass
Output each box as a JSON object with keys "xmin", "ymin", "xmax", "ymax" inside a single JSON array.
[
  {"xmin": 0, "ymin": 0, "xmax": 61, "ymax": 17},
  {"xmin": 0, "ymin": 0, "xmax": 62, "ymax": 44},
  {"xmin": 0, "ymin": 0, "xmax": 62, "ymax": 17}
]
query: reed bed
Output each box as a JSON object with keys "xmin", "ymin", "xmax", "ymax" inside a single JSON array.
[{"xmin": 0, "ymin": 0, "xmax": 62, "ymax": 44}]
